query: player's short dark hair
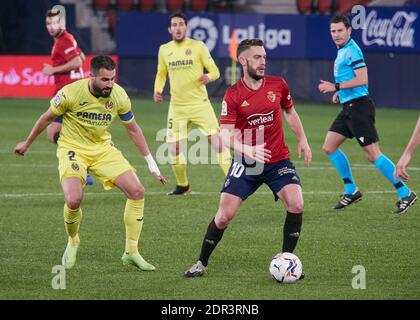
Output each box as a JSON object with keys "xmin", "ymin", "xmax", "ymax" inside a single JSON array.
[
  {"xmin": 90, "ymin": 56, "xmax": 116, "ymax": 75},
  {"xmin": 237, "ymin": 39, "xmax": 264, "ymax": 59},
  {"xmin": 46, "ymin": 9, "xmax": 60, "ymax": 18},
  {"xmin": 168, "ymin": 12, "xmax": 188, "ymax": 27},
  {"xmin": 330, "ymin": 14, "xmax": 351, "ymax": 28}
]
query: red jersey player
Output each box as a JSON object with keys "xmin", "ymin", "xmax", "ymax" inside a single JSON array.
[
  {"xmin": 184, "ymin": 39, "xmax": 312, "ymax": 279},
  {"xmin": 43, "ymin": 8, "xmax": 85, "ymax": 144},
  {"xmin": 42, "ymin": 8, "xmax": 92, "ymax": 185}
]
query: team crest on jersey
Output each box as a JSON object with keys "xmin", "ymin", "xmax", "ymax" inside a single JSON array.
[
  {"xmin": 104, "ymin": 100, "xmax": 114, "ymax": 111},
  {"xmin": 267, "ymin": 91, "xmax": 276, "ymax": 103},
  {"xmin": 53, "ymin": 94, "xmax": 61, "ymax": 108},
  {"xmin": 185, "ymin": 48, "xmax": 192, "ymax": 56},
  {"xmin": 71, "ymin": 163, "xmax": 80, "ymax": 171}
]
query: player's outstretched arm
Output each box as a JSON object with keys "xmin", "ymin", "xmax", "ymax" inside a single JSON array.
[
  {"xmin": 283, "ymin": 107, "xmax": 312, "ymax": 166},
  {"xmin": 14, "ymin": 109, "xmax": 57, "ymax": 156},
  {"xmin": 123, "ymin": 120, "xmax": 167, "ymax": 184},
  {"xmin": 394, "ymin": 116, "xmax": 420, "ymax": 181}
]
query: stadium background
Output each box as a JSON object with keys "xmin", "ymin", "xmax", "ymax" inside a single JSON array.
[
  {"xmin": 1, "ymin": 0, "xmax": 419, "ymax": 301},
  {"xmin": 1, "ymin": 0, "xmax": 420, "ymax": 109}
]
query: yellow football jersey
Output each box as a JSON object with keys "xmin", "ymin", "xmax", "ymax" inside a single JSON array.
[
  {"xmin": 154, "ymin": 38, "xmax": 220, "ymax": 106},
  {"xmin": 49, "ymin": 79, "xmax": 134, "ymax": 150}
]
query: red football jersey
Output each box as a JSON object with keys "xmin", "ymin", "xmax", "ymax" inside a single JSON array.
[
  {"xmin": 51, "ymin": 30, "xmax": 83, "ymax": 93},
  {"xmin": 220, "ymin": 75, "xmax": 294, "ymax": 163}
]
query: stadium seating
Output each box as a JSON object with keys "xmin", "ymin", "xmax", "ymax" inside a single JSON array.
[
  {"xmin": 317, "ymin": 0, "xmax": 333, "ymax": 14},
  {"xmin": 297, "ymin": 0, "xmax": 313, "ymax": 14},
  {"xmin": 94, "ymin": 0, "xmax": 111, "ymax": 11},
  {"xmin": 117, "ymin": 0, "xmax": 134, "ymax": 11},
  {"xmin": 191, "ymin": 0, "xmax": 209, "ymax": 12},
  {"xmin": 166, "ymin": 0, "xmax": 184, "ymax": 12},
  {"xmin": 139, "ymin": 0, "xmax": 157, "ymax": 11}
]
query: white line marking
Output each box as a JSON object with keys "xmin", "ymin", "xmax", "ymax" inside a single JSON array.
[
  {"xmin": 0, "ymin": 190, "xmax": 396, "ymax": 198},
  {"xmin": 3, "ymin": 163, "xmax": 420, "ymax": 171}
]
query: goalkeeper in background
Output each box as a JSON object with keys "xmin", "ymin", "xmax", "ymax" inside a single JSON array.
[
  {"xmin": 154, "ymin": 12, "xmax": 231, "ymax": 195},
  {"xmin": 15, "ymin": 56, "xmax": 166, "ymax": 271}
]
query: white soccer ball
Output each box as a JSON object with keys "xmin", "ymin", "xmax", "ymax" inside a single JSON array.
[{"xmin": 269, "ymin": 252, "xmax": 303, "ymax": 284}]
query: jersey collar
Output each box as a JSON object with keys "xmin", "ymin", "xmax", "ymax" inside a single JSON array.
[
  {"xmin": 338, "ymin": 38, "xmax": 353, "ymax": 51},
  {"xmin": 240, "ymin": 77, "xmax": 265, "ymax": 92}
]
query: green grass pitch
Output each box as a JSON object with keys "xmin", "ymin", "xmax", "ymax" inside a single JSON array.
[{"xmin": 0, "ymin": 98, "xmax": 419, "ymax": 299}]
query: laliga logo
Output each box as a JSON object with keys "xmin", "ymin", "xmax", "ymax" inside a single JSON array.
[
  {"xmin": 223, "ymin": 24, "xmax": 291, "ymax": 50},
  {"xmin": 352, "ymin": 6, "xmax": 417, "ymax": 48},
  {"xmin": 187, "ymin": 16, "xmax": 218, "ymax": 52}
]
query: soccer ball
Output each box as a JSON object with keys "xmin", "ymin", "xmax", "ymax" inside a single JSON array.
[{"xmin": 269, "ymin": 252, "xmax": 303, "ymax": 284}]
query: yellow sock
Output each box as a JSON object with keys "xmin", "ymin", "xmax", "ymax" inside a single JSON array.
[
  {"xmin": 170, "ymin": 153, "xmax": 188, "ymax": 186},
  {"xmin": 63, "ymin": 204, "xmax": 82, "ymax": 246},
  {"xmin": 124, "ymin": 199, "xmax": 145, "ymax": 254},
  {"xmin": 217, "ymin": 149, "xmax": 232, "ymax": 175}
]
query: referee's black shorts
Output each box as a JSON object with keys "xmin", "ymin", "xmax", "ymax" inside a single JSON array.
[{"xmin": 329, "ymin": 95, "xmax": 379, "ymax": 147}]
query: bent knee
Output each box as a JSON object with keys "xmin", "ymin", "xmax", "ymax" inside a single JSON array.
[
  {"xmin": 322, "ymin": 144, "xmax": 337, "ymax": 155},
  {"xmin": 66, "ymin": 197, "xmax": 82, "ymax": 210},
  {"xmin": 364, "ymin": 151, "xmax": 380, "ymax": 163},
  {"xmin": 215, "ymin": 209, "xmax": 235, "ymax": 228},
  {"xmin": 127, "ymin": 186, "xmax": 145, "ymax": 200},
  {"xmin": 287, "ymin": 201, "xmax": 304, "ymax": 213}
]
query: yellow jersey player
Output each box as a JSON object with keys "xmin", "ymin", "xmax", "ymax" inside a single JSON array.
[
  {"xmin": 14, "ymin": 56, "xmax": 166, "ymax": 271},
  {"xmin": 154, "ymin": 12, "xmax": 231, "ymax": 195}
]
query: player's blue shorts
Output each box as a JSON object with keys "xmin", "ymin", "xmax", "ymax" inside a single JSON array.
[
  {"xmin": 221, "ymin": 155, "xmax": 301, "ymax": 201},
  {"xmin": 55, "ymin": 115, "xmax": 63, "ymax": 123}
]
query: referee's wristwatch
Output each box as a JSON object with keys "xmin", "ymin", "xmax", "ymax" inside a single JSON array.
[{"xmin": 335, "ymin": 83, "xmax": 341, "ymax": 91}]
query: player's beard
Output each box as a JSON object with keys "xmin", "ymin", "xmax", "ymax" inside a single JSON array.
[
  {"xmin": 247, "ymin": 65, "xmax": 264, "ymax": 81},
  {"xmin": 173, "ymin": 33, "xmax": 186, "ymax": 43},
  {"xmin": 92, "ymin": 81, "xmax": 112, "ymax": 98}
]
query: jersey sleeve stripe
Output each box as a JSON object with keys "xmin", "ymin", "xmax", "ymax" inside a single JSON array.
[
  {"xmin": 353, "ymin": 65, "xmax": 366, "ymax": 70},
  {"xmin": 119, "ymin": 111, "xmax": 134, "ymax": 122},
  {"xmin": 350, "ymin": 59, "xmax": 364, "ymax": 67}
]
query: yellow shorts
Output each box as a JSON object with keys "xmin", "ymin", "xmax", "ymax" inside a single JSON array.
[
  {"xmin": 57, "ymin": 144, "xmax": 135, "ymax": 190},
  {"xmin": 166, "ymin": 101, "xmax": 219, "ymax": 143}
]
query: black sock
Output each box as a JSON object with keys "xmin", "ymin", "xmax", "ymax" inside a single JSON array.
[
  {"xmin": 199, "ymin": 218, "xmax": 225, "ymax": 267},
  {"xmin": 282, "ymin": 211, "xmax": 302, "ymax": 253},
  {"xmin": 53, "ymin": 131, "xmax": 60, "ymax": 144}
]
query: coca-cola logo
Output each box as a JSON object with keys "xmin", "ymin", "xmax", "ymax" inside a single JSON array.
[{"xmin": 362, "ymin": 10, "xmax": 417, "ymax": 48}]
